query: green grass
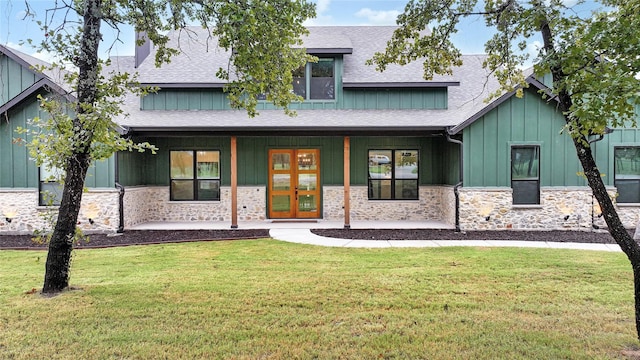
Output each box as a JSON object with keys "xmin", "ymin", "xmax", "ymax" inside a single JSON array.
[{"xmin": 0, "ymin": 240, "xmax": 637, "ymax": 359}]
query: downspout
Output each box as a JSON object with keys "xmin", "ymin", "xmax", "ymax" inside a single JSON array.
[
  {"xmin": 114, "ymin": 125, "xmax": 129, "ymax": 234},
  {"xmin": 114, "ymin": 152, "xmax": 125, "ymax": 233},
  {"xmin": 445, "ymin": 130, "xmax": 463, "ymax": 232},
  {"xmin": 587, "ymin": 128, "xmax": 612, "ymax": 230}
]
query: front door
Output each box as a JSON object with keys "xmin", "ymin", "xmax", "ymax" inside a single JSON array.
[{"xmin": 268, "ymin": 149, "xmax": 320, "ymax": 219}]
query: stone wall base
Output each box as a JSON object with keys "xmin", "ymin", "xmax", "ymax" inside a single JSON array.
[
  {"xmin": 459, "ymin": 186, "xmax": 638, "ymax": 231},
  {"xmin": 123, "ymin": 186, "xmax": 266, "ymax": 228},
  {"xmin": 323, "ymin": 185, "xmax": 455, "ymax": 224},
  {"xmin": 0, "ymin": 189, "xmax": 120, "ymax": 235}
]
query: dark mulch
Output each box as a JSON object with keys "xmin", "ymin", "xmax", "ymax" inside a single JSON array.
[
  {"xmin": 312, "ymin": 229, "xmax": 634, "ymax": 244},
  {"xmin": 0, "ymin": 228, "xmax": 634, "ymax": 250},
  {"xmin": 0, "ymin": 229, "xmax": 270, "ymax": 250}
]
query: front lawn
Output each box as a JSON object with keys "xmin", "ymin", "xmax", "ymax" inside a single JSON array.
[{"xmin": 0, "ymin": 240, "xmax": 636, "ymax": 359}]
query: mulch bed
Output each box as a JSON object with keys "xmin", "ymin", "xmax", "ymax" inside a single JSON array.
[
  {"xmin": 0, "ymin": 229, "xmax": 270, "ymax": 250},
  {"xmin": 312, "ymin": 229, "xmax": 629, "ymax": 244},
  {"xmin": 0, "ymin": 228, "xmax": 634, "ymax": 249}
]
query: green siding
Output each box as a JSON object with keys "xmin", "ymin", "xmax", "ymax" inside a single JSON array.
[
  {"xmin": 1, "ymin": 93, "xmax": 114, "ymax": 188},
  {"xmin": 140, "ymin": 57, "xmax": 447, "ymax": 111},
  {"xmin": 1, "ymin": 54, "xmax": 39, "ymax": 106},
  {"xmin": 120, "ymin": 137, "xmax": 232, "ymax": 186},
  {"xmin": 117, "ymin": 135, "xmax": 460, "ymax": 188},
  {"xmin": 342, "ymin": 88, "xmax": 447, "ymax": 110},
  {"xmin": 463, "ymin": 88, "xmax": 608, "ymax": 187},
  {"xmin": 350, "ymin": 136, "xmax": 457, "ymax": 186},
  {"xmin": 237, "ymin": 137, "xmax": 344, "ymax": 185},
  {"xmin": 0, "ymin": 97, "xmax": 39, "ymax": 187}
]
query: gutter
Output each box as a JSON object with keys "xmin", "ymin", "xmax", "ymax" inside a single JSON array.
[{"xmin": 445, "ymin": 130, "xmax": 463, "ymax": 232}]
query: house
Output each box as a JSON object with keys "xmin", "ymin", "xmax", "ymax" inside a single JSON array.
[{"xmin": 1, "ymin": 26, "xmax": 639, "ymax": 234}]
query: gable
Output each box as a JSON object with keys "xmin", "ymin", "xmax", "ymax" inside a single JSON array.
[
  {"xmin": 462, "ymin": 87, "xmax": 585, "ymax": 188},
  {"xmin": 0, "ymin": 53, "xmax": 40, "ymax": 107}
]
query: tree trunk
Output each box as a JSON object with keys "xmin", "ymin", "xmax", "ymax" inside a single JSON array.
[
  {"xmin": 572, "ymin": 137, "xmax": 640, "ymax": 339},
  {"xmin": 42, "ymin": 153, "xmax": 91, "ymax": 293},
  {"xmin": 539, "ymin": 10, "xmax": 640, "ymax": 339},
  {"xmin": 42, "ymin": 0, "xmax": 102, "ymax": 294}
]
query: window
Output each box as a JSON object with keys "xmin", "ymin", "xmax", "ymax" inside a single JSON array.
[
  {"xmin": 368, "ymin": 150, "xmax": 418, "ymax": 200},
  {"xmin": 511, "ymin": 146, "xmax": 540, "ymax": 205},
  {"xmin": 614, "ymin": 147, "xmax": 640, "ymax": 203},
  {"xmin": 260, "ymin": 59, "xmax": 335, "ymax": 101},
  {"xmin": 170, "ymin": 150, "xmax": 220, "ymax": 201},
  {"xmin": 39, "ymin": 165, "xmax": 63, "ymax": 206},
  {"xmin": 309, "ymin": 59, "xmax": 334, "ymax": 100}
]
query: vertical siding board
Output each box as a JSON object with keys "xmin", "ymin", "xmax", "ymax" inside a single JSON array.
[
  {"xmin": 8, "ymin": 59, "xmax": 24, "ymax": 99},
  {"xmin": 482, "ymin": 111, "xmax": 499, "ymax": 186},
  {"xmin": 495, "ymin": 99, "xmax": 512, "ymax": 186},
  {"xmin": 510, "ymin": 96, "xmax": 526, "ymax": 141},
  {"xmin": 1, "ymin": 55, "xmax": 8, "ymax": 103}
]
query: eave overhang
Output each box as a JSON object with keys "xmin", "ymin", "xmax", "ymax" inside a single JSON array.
[
  {"xmin": 122, "ymin": 125, "xmax": 448, "ymax": 137},
  {"xmin": 139, "ymin": 83, "xmax": 226, "ymax": 88},
  {"xmin": 0, "ymin": 78, "xmax": 75, "ymax": 116},
  {"xmin": 343, "ymin": 81, "xmax": 460, "ymax": 89}
]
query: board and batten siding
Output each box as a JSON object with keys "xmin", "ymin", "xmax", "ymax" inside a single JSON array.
[
  {"xmin": 1, "ymin": 92, "xmax": 115, "ymax": 189},
  {"xmin": 1, "ymin": 53, "xmax": 39, "ymax": 106},
  {"xmin": 462, "ymin": 88, "xmax": 586, "ymax": 188}
]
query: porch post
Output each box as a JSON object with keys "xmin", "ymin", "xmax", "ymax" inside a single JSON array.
[
  {"xmin": 231, "ymin": 136, "xmax": 238, "ymax": 228},
  {"xmin": 344, "ymin": 136, "xmax": 351, "ymax": 229}
]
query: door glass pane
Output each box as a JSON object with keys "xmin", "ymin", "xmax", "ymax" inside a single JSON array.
[
  {"xmin": 395, "ymin": 150, "xmax": 418, "ymax": 179},
  {"xmin": 368, "ymin": 150, "xmax": 392, "ymax": 179},
  {"xmin": 298, "ymin": 195, "xmax": 317, "ymax": 212},
  {"xmin": 272, "ymin": 153, "xmax": 291, "ymax": 170},
  {"xmin": 272, "ymin": 195, "xmax": 291, "ymax": 212},
  {"xmin": 197, "ymin": 151, "xmax": 219, "ymax": 179},
  {"xmin": 273, "ymin": 174, "xmax": 291, "ymax": 191},
  {"xmin": 298, "ymin": 152, "xmax": 317, "ymax": 170},
  {"xmin": 171, "ymin": 151, "xmax": 194, "ymax": 179},
  {"xmin": 298, "ymin": 174, "xmax": 317, "ymax": 191},
  {"xmin": 171, "ymin": 180, "xmax": 194, "ymax": 200}
]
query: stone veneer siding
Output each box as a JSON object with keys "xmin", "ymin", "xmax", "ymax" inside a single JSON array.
[
  {"xmin": 123, "ymin": 186, "xmax": 266, "ymax": 227},
  {"xmin": 458, "ymin": 186, "xmax": 638, "ymax": 230},
  {"xmin": 323, "ymin": 185, "xmax": 456, "ymax": 224},
  {"xmin": 0, "ymin": 188, "xmax": 120, "ymax": 235}
]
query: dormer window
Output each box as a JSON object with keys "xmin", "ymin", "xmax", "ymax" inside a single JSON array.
[
  {"xmin": 261, "ymin": 58, "xmax": 335, "ymax": 101},
  {"xmin": 309, "ymin": 59, "xmax": 334, "ymax": 100}
]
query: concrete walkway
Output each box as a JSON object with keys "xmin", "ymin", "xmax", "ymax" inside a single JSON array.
[
  {"xmin": 129, "ymin": 220, "xmax": 622, "ymax": 252},
  {"xmin": 269, "ymin": 229, "xmax": 623, "ymax": 252}
]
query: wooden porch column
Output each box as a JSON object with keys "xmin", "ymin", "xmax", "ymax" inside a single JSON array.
[
  {"xmin": 231, "ymin": 136, "xmax": 238, "ymax": 228},
  {"xmin": 344, "ymin": 136, "xmax": 351, "ymax": 229}
]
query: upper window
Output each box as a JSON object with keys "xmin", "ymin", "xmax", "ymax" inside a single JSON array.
[
  {"xmin": 170, "ymin": 150, "xmax": 220, "ymax": 201},
  {"xmin": 289, "ymin": 59, "xmax": 335, "ymax": 100},
  {"xmin": 368, "ymin": 150, "xmax": 418, "ymax": 200},
  {"xmin": 39, "ymin": 165, "xmax": 63, "ymax": 206},
  {"xmin": 511, "ymin": 146, "xmax": 540, "ymax": 205},
  {"xmin": 614, "ymin": 147, "xmax": 640, "ymax": 203}
]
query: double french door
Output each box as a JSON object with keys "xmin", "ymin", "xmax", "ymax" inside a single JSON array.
[{"xmin": 268, "ymin": 149, "xmax": 320, "ymax": 218}]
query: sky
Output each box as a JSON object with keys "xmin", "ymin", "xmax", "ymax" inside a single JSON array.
[{"xmin": 0, "ymin": 0, "xmax": 600, "ymax": 64}]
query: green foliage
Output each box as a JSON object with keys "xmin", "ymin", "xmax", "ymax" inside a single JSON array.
[
  {"xmin": 370, "ymin": 0, "xmax": 640, "ymax": 141},
  {"xmin": 15, "ymin": 62, "xmax": 157, "ymax": 177}
]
